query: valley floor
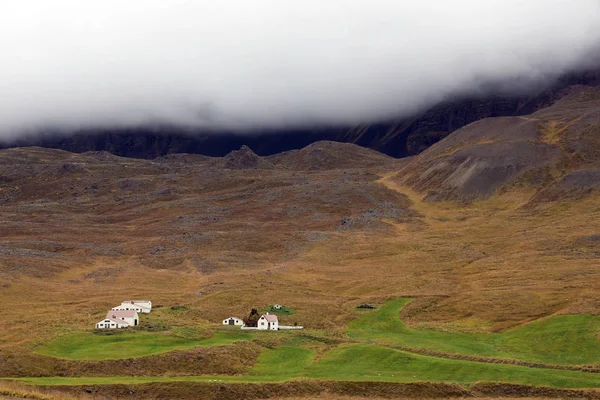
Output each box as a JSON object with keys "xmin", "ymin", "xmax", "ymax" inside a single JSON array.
[{"xmin": 4, "ymin": 299, "xmax": 600, "ymax": 395}]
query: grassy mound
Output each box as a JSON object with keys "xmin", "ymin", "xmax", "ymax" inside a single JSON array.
[
  {"xmin": 37, "ymin": 330, "xmax": 252, "ymax": 360},
  {"xmin": 348, "ymin": 298, "xmax": 600, "ymax": 365}
]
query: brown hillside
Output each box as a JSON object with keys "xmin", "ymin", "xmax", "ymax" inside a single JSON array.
[{"xmin": 0, "ymin": 117, "xmax": 599, "ymax": 383}]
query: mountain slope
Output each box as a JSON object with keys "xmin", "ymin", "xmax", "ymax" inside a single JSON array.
[{"xmin": 393, "ymin": 85, "xmax": 600, "ymax": 201}]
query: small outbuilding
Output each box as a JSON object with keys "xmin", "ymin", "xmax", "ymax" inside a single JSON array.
[
  {"xmin": 257, "ymin": 313, "xmax": 278, "ymax": 330},
  {"xmin": 223, "ymin": 317, "xmax": 244, "ymax": 326},
  {"xmin": 272, "ymin": 304, "xmax": 283, "ymax": 310}
]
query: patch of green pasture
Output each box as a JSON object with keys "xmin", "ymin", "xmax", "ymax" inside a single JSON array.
[
  {"xmin": 36, "ymin": 330, "xmax": 252, "ymax": 360},
  {"xmin": 306, "ymin": 344, "xmax": 600, "ymax": 388},
  {"xmin": 251, "ymin": 346, "xmax": 315, "ymax": 378},
  {"xmin": 347, "ymin": 298, "xmax": 600, "ymax": 365}
]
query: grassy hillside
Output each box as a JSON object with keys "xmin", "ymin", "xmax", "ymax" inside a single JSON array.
[
  {"xmin": 348, "ymin": 299, "xmax": 600, "ymax": 365},
  {"xmin": 307, "ymin": 344, "xmax": 600, "ymax": 388}
]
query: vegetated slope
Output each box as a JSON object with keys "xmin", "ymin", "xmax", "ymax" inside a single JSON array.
[
  {"xmin": 394, "ymin": 85, "xmax": 600, "ymax": 201},
  {"xmin": 0, "ymin": 141, "xmax": 415, "ymax": 347},
  {"xmin": 1, "ymin": 121, "xmax": 600, "ymax": 389},
  {"xmin": 348, "ymin": 299, "xmax": 600, "ymax": 366}
]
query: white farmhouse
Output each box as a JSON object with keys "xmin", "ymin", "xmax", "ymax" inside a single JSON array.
[
  {"xmin": 257, "ymin": 313, "xmax": 278, "ymax": 330},
  {"xmin": 223, "ymin": 317, "xmax": 244, "ymax": 326},
  {"xmin": 104, "ymin": 310, "xmax": 139, "ymax": 327},
  {"xmin": 95, "ymin": 316, "xmax": 130, "ymax": 329},
  {"xmin": 121, "ymin": 300, "xmax": 152, "ymax": 313}
]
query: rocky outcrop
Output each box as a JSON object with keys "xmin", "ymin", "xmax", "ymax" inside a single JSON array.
[{"xmin": 221, "ymin": 145, "xmax": 277, "ymax": 170}]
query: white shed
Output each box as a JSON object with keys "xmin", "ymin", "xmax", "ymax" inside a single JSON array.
[
  {"xmin": 223, "ymin": 317, "xmax": 244, "ymax": 326},
  {"xmin": 257, "ymin": 313, "xmax": 278, "ymax": 330}
]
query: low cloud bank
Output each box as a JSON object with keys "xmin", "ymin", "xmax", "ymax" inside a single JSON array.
[{"xmin": 1, "ymin": 1, "xmax": 599, "ymax": 139}]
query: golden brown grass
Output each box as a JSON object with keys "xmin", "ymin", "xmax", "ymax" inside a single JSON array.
[
  {"xmin": 0, "ymin": 380, "xmax": 103, "ymax": 400},
  {"xmin": 1, "ymin": 171, "xmax": 599, "ymax": 348}
]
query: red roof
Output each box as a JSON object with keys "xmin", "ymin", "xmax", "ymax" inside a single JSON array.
[
  {"xmin": 262, "ymin": 314, "xmax": 278, "ymax": 322},
  {"xmin": 106, "ymin": 310, "xmax": 137, "ymax": 319}
]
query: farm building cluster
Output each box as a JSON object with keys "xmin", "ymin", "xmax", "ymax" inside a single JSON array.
[
  {"xmin": 95, "ymin": 300, "xmax": 152, "ymax": 329},
  {"xmin": 223, "ymin": 304, "xmax": 302, "ymax": 331}
]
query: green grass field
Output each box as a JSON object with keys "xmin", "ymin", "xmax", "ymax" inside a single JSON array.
[
  {"xmin": 37, "ymin": 330, "xmax": 252, "ymax": 360},
  {"xmin": 348, "ymin": 298, "xmax": 600, "ymax": 365},
  {"xmin": 10, "ymin": 344, "xmax": 600, "ymax": 389},
  {"xmin": 306, "ymin": 344, "xmax": 600, "ymax": 388}
]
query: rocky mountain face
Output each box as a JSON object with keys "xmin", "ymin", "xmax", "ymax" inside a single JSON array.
[{"xmin": 3, "ymin": 69, "xmax": 599, "ymax": 159}]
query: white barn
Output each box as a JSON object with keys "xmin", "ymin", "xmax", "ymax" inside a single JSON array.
[
  {"xmin": 223, "ymin": 317, "xmax": 244, "ymax": 326},
  {"xmin": 121, "ymin": 300, "xmax": 152, "ymax": 313},
  {"xmin": 257, "ymin": 313, "xmax": 278, "ymax": 330}
]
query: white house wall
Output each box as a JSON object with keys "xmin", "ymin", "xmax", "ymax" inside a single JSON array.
[
  {"xmin": 124, "ymin": 301, "xmax": 152, "ymax": 312},
  {"xmin": 112, "ymin": 305, "xmax": 144, "ymax": 313},
  {"xmin": 95, "ymin": 319, "xmax": 128, "ymax": 329}
]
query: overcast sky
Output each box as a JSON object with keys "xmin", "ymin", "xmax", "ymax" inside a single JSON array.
[{"xmin": 1, "ymin": 0, "xmax": 600, "ymax": 139}]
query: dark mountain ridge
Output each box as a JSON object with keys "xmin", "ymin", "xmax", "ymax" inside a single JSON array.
[{"xmin": 2, "ymin": 68, "xmax": 600, "ymax": 159}]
